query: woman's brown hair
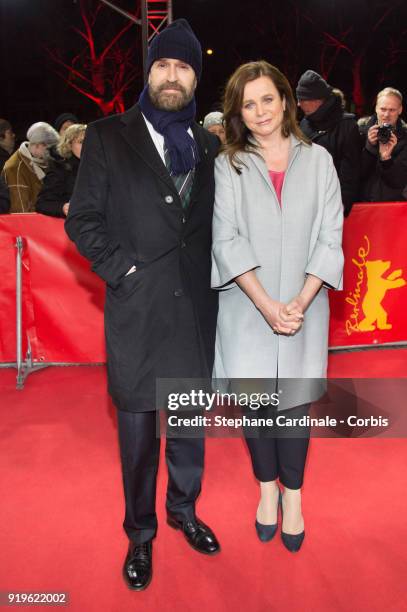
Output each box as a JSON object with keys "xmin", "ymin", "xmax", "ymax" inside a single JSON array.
[{"xmin": 222, "ymin": 60, "xmax": 309, "ymax": 172}]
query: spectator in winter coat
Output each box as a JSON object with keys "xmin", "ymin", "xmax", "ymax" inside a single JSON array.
[
  {"xmin": 358, "ymin": 87, "xmax": 407, "ymax": 202},
  {"xmin": 0, "ymin": 119, "xmax": 15, "ymax": 172},
  {"xmin": 296, "ymin": 70, "xmax": 361, "ymax": 216},
  {"xmin": 2, "ymin": 122, "xmax": 59, "ymax": 213},
  {"xmin": 203, "ymin": 111, "xmax": 226, "ymax": 143},
  {"xmin": 37, "ymin": 124, "xmax": 86, "ymax": 218}
]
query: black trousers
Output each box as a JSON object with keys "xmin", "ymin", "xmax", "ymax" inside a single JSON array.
[
  {"xmin": 116, "ymin": 409, "xmax": 204, "ymax": 544},
  {"xmin": 244, "ymin": 403, "xmax": 310, "ymax": 489}
]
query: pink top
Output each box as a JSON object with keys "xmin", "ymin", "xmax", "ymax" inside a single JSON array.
[{"xmin": 268, "ymin": 170, "xmax": 285, "ymax": 206}]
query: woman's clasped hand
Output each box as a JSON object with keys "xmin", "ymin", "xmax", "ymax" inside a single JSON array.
[{"xmin": 257, "ymin": 295, "xmax": 304, "ymax": 335}]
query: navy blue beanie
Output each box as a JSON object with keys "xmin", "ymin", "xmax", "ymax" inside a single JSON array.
[{"xmin": 146, "ymin": 18, "xmax": 202, "ymax": 80}]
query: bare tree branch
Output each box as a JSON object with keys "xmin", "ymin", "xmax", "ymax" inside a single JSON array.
[
  {"xmin": 53, "ymin": 70, "xmax": 102, "ymax": 105},
  {"xmin": 44, "ymin": 46, "xmax": 93, "ymax": 85},
  {"xmin": 79, "ymin": 1, "xmax": 96, "ymax": 61},
  {"xmin": 45, "ymin": 0, "xmax": 141, "ymax": 116},
  {"xmin": 100, "ymin": 20, "xmax": 133, "ymax": 62}
]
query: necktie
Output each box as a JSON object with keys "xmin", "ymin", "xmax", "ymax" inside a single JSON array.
[{"xmin": 164, "ymin": 146, "xmax": 195, "ymax": 209}]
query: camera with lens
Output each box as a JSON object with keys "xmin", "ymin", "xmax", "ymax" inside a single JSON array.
[{"xmin": 377, "ymin": 123, "xmax": 394, "ymax": 144}]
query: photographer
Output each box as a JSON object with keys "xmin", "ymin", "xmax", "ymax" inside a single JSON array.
[{"xmin": 359, "ymin": 87, "xmax": 407, "ymax": 201}]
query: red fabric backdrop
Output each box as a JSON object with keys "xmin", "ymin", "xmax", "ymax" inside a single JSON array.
[
  {"xmin": 1, "ymin": 205, "xmax": 406, "ymax": 364},
  {"xmin": 0, "ymin": 214, "xmax": 105, "ymax": 363},
  {"xmin": 329, "ymin": 202, "xmax": 407, "ymax": 348}
]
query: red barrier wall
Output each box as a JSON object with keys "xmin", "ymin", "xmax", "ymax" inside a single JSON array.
[
  {"xmin": 1, "ymin": 205, "xmax": 406, "ymax": 364},
  {"xmin": 0, "ymin": 214, "xmax": 105, "ymax": 363},
  {"xmin": 328, "ymin": 202, "xmax": 407, "ymax": 348}
]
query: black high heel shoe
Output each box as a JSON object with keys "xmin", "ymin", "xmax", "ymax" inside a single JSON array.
[
  {"xmin": 280, "ymin": 492, "xmax": 305, "ymax": 552},
  {"xmin": 255, "ymin": 490, "xmax": 281, "ymax": 542}
]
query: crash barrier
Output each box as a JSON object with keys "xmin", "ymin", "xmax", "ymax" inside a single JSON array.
[{"xmin": 0, "ymin": 204, "xmax": 406, "ymax": 387}]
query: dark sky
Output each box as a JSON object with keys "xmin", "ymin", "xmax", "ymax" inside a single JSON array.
[{"xmin": 1, "ymin": 0, "xmax": 407, "ymax": 137}]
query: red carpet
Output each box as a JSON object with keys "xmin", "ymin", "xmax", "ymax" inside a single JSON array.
[{"xmin": 0, "ymin": 354, "xmax": 406, "ymax": 611}]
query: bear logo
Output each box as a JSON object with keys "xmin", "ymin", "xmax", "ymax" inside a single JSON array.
[{"xmin": 358, "ymin": 260, "xmax": 406, "ymax": 332}]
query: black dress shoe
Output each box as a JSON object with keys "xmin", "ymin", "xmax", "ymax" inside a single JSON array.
[
  {"xmin": 123, "ymin": 540, "xmax": 152, "ymax": 591},
  {"xmin": 255, "ymin": 519, "xmax": 278, "ymax": 542},
  {"xmin": 167, "ymin": 515, "xmax": 220, "ymax": 555},
  {"xmin": 255, "ymin": 490, "xmax": 281, "ymax": 542},
  {"xmin": 280, "ymin": 494, "xmax": 305, "ymax": 553}
]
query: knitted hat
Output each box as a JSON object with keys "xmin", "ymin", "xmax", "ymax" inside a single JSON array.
[
  {"xmin": 27, "ymin": 122, "xmax": 60, "ymax": 146},
  {"xmin": 146, "ymin": 18, "xmax": 202, "ymax": 80},
  {"xmin": 203, "ymin": 111, "xmax": 223, "ymax": 129},
  {"xmin": 296, "ymin": 70, "xmax": 332, "ymax": 100},
  {"xmin": 54, "ymin": 113, "xmax": 79, "ymax": 133}
]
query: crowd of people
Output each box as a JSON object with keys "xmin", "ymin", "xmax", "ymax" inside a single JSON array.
[
  {"xmin": 1, "ymin": 72, "xmax": 406, "ymax": 218},
  {"xmin": 0, "ymin": 113, "xmax": 86, "ymax": 215}
]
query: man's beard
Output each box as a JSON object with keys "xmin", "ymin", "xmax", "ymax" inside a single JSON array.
[{"xmin": 149, "ymin": 80, "xmax": 195, "ymax": 112}]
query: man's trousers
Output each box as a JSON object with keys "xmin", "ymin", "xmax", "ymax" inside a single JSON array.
[{"xmin": 116, "ymin": 409, "xmax": 204, "ymax": 544}]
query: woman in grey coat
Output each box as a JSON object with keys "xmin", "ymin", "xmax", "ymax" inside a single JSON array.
[{"xmin": 212, "ymin": 61, "xmax": 344, "ymax": 552}]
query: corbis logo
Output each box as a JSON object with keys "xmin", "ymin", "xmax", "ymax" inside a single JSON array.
[{"xmin": 345, "ymin": 235, "xmax": 406, "ymax": 335}]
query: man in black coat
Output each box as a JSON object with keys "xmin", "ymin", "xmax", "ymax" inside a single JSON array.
[
  {"xmin": 65, "ymin": 19, "xmax": 220, "ymax": 591},
  {"xmin": 358, "ymin": 87, "xmax": 407, "ymax": 202},
  {"xmin": 296, "ymin": 70, "xmax": 361, "ymax": 216}
]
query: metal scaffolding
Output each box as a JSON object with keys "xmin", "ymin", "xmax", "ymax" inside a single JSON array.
[
  {"xmin": 146, "ymin": 1, "xmax": 173, "ymax": 40},
  {"xmin": 99, "ymin": 0, "xmax": 173, "ymax": 80},
  {"xmin": 141, "ymin": 1, "xmax": 173, "ymax": 78}
]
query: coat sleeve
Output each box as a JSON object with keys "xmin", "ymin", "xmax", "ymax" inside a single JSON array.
[
  {"xmin": 360, "ymin": 146, "xmax": 377, "ymax": 182},
  {"xmin": 211, "ymin": 154, "xmax": 260, "ymax": 289},
  {"xmin": 377, "ymin": 143, "xmax": 407, "ymax": 190},
  {"xmin": 36, "ymin": 165, "xmax": 65, "ymax": 218},
  {"xmin": 361, "ymin": 135, "xmax": 407, "ymax": 192},
  {"xmin": 64, "ymin": 123, "xmax": 134, "ymax": 289},
  {"xmin": 338, "ymin": 122, "xmax": 362, "ymax": 216},
  {"xmin": 2, "ymin": 164, "xmax": 31, "ymax": 213},
  {"xmin": 305, "ymin": 155, "xmax": 344, "ymax": 290}
]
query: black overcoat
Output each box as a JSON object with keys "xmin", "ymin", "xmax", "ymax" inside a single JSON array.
[
  {"xmin": 36, "ymin": 156, "xmax": 80, "ymax": 217},
  {"xmin": 300, "ymin": 97, "xmax": 361, "ymax": 217},
  {"xmin": 65, "ymin": 104, "xmax": 219, "ymax": 412}
]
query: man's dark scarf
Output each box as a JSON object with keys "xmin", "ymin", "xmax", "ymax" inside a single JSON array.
[{"xmin": 139, "ymin": 83, "xmax": 200, "ymax": 175}]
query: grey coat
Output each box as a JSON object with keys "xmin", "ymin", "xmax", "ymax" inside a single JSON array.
[{"xmin": 211, "ymin": 136, "xmax": 344, "ymax": 409}]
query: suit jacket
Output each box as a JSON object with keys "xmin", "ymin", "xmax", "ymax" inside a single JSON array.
[
  {"xmin": 211, "ymin": 137, "xmax": 344, "ymax": 410},
  {"xmin": 65, "ymin": 104, "xmax": 219, "ymax": 412}
]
